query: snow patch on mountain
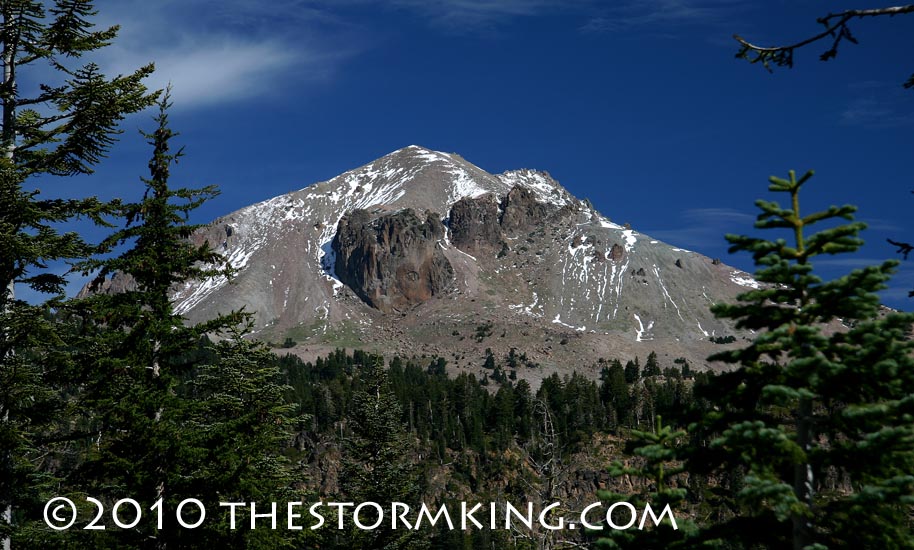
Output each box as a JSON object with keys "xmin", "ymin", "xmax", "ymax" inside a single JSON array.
[
  {"xmin": 498, "ymin": 169, "xmax": 572, "ymax": 207},
  {"xmin": 730, "ymin": 271, "xmax": 761, "ymax": 289},
  {"xmin": 633, "ymin": 313, "xmax": 654, "ymax": 342},
  {"xmin": 621, "ymin": 229, "xmax": 637, "ymax": 252},
  {"xmin": 652, "ymin": 264, "xmax": 684, "ymax": 321}
]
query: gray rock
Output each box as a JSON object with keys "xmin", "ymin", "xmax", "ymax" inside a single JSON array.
[
  {"xmin": 332, "ymin": 208, "xmax": 454, "ymax": 312},
  {"xmin": 449, "ymin": 194, "xmax": 504, "ymax": 252}
]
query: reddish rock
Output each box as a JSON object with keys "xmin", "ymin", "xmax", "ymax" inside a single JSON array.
[{"xmin": 609, "ymin": 243, "xmax": 625, "ymax": 262}]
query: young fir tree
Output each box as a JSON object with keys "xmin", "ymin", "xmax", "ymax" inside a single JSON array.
[
  {"xmin": 185, "ymin": 324, "xmax": 305, "ymax": 549},
  {"xmin": 596, "ymin": 416, "xmax": 697, "ymax": 549},
  {"xmin": 685, "ymin": 170, "xmax": 914, "ymax": 549},
  {"xmin": 335, "ymin": 355, "xmax": 426, "ymax": 550},
  {"xmin": 1, "ymin": 2, "xmax": 154, "ymax": 545},
  {"xmin": 598, "ymin": 170, "xmax": 914, "ymax": 549},
  {"xmin": 60, "ymin": 94, "xmax": 300, "ymax": 549},
  {"xmin": 643, "ymin": 351, "xmax": 661, "ymax": 377}
]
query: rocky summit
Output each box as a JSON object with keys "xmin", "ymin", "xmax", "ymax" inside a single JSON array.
[{"xmin": 154, "ymin": 145, "xmax": 762, "ymax": 382}]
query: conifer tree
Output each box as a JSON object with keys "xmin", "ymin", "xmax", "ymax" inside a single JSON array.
[
  {"xmin": 624, "ymin": 358, "xmax": 640, "ymax": 384},
  {"xmin": 60, "ymin": 91, "xmax": 228, "ymax": 548},
  {"xmin": 185, "ymin": 324, "xmax": 304, "ymax": 549},
  {"xmin": 643, "ymin": 351, "xmax": 661, "ymax": 377},
  {"xmin": 60, "ymin": 94, "xmax": 299, "ymax": 549},
  {"xmin": 1, "ymin": 0, "xmax": 155, "ymax": 294},
  {"xmin": 337, "ymin": 355, "xmax": 425, "ymax": 550},
  {"xmin": 600, "ymin": 170, "xmax": 914, "ymax": 549},
  {"xmin": 1, "ymin": 2, "xmax": 154, "ymax": 544},
  {"xmin": 597, "ymin": 416, "xmax": 696, "ymax": 549},
  {"xmin": 686, "ymin": 170, "xmax": 914, "ymax": 549}
]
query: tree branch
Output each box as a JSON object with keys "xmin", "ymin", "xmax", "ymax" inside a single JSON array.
[
  {"xmin": 887, "ymin": 238, "xmax": 913, "ymax": 260},
  {"xmin": 734, "ymin": 5, "xmax": 914, "ymax": 87}
]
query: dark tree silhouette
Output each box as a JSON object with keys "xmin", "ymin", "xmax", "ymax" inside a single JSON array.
[{"xmin": 734, "ymin": 5, "xmax": 914, "ymax": 90}]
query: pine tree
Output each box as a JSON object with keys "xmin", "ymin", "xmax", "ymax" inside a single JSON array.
[
  {"xmin": 624, "ymin": 358, "xmax": 640, "ymax": 384},
  {"xmin": 1, "ymin": 3, "xmax": 154, "ymax": 545},
  {"xmin": 597, "ymin": 416, "xmax": 696, "ymax": 549},
  {"xmin": 185, "ymin": 325, "xmax": 304, "ymax": 549},
  {"xmin": 685, "ymin": 170, "xmax": 914, "ymax": 548},
  {"xmin": 61, "ymin": 94, "xmax": 299, "ymax": 549},
  {"xmin": 643, "ymin": 351, "xmax": 661, "ymax": 377},
  {"xmin": 336, "ymin": 355, "xmax": 425, "ymax": 550}
]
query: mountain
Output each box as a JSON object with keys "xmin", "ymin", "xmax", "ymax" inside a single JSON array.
[{"xmin": 134, "ymin": 146, "xmax": 761, "ymax": 380}]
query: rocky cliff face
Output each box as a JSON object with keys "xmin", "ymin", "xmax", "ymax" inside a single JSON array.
[
  {"xmin": 448, "ymin": 184, "xmax": 571, "ymax": 256},
  {"xmin": 332, "ymin": 208, "xmax": 454, "ymax": 312},
  {"xmin": 448, "ymin": 194, "xmax": 503, "ymax": 252},
  {"xmin": 499, "ymin": 184, "xmax": 553, "ymax": 234},
  {"xmin": 77, "ymin": 270, "xmax": 136, "ymax": 297}
]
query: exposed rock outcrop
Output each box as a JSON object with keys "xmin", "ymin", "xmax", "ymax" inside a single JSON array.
[
  {"xmin": 448, "ymin": 184, "xmax": 560, "ymax": 256},
  {"xmin": 499, "ymin": 185, "xmax": 550, "ymax": 233},
  {"xmin": 76, "ymin": 270, "xmax": 137, "ymax": 297},
  {"xmin": 449, "ymin": 194, "xmax": 504, "ymax": 252},
  {"xmin": 332, "ymin": 208, "xmax": 454, "ymax": 312},
  {"xmin": 609, "ymin": 243, "xmax": 625, "ymax": 262}
]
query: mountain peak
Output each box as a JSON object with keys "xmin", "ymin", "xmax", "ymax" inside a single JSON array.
[
  {"xmin": 160, "ymin": 146, "xmax": 759, "ymax": 378},
  {"xmin": 374, "ymin": 145, "xmax": 478, "ymax": 179}
]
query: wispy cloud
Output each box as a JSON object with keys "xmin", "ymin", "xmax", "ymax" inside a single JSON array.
[
  {"xmin": 859, "ymin": 217, "xmax": 905, "ymax": 233},
  {"xmin": 646, "ymin": 207, "xmax": 755, "ymax": 249},
  {"xmin": 581, "ymin": 0, "xmax": 743, "ymax": 33},
  {"xmin": 840, "ymin": 98, "xmax": 914, "ymax": 128},
  {"xmin": 840, "ymin": 81, "xmax": 914, "ymax": 129},
  {"xmin": 84, "ymin": 0, "xmax": 750, "ymax": 104},
  {"xmin": 812, "ymin": 258, "xmax": 898, "ymax": 268},
  {"xmin": 82, "ymin": 0, "xmax": 751, "ymax": 107},
  {"xmin": 290, "ymin": 0, "xmax": 597, "ymax": 32},
  {"xmin": 93, "ymin": 1, "xmax": 360, "ymax": 108},
  {"xmin": 878, "ymin": 262, "xmax": 914, "ymax": 309},
  {"xmin": 101, "ymin": 41, "xmax": 301, "ymax": 107},
  {"xmin": 683, "ymin": 208, "xmax": 755, "ymax": 224},
  {"xmin": 647, "ymin": 209, "xmax": 914, "ymax": 310},
  {"xmin": 389, "ymin": 0, "xmax": 589, "ymax": 29}
]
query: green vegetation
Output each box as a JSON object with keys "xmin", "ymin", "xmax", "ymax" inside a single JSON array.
[
  {"xmin": 605, "ymin": 171, "xmax": 914, "ymax": 549},
  {"xmin": 2, "ymin": 3, "xmax": 154, "ymax": 546},
  {"xmin": 474, "ymin": 321, "xmax": 494, "ymax": 342}
]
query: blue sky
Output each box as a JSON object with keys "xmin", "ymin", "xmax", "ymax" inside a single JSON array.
[{"xmin": 26, "ymin": 0, "xmax": 914, "ymax": 309}]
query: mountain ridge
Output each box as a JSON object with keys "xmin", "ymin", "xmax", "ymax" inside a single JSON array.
[{"xmin": 92, "ymin": 145, "xmax": 762, "ymax": 380}]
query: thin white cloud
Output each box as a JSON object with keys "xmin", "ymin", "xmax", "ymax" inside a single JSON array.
[
  {"xmin": 682, "ymin": 207, "xmax": 755, "ymax": 224},
  {"xmin": 646, "ymin": 207, "xmax": 755, "ymax": 249},
  {"xmin": 296, "ymin": 0, "xmax": 597, "ymax": 31},
  {"xmin": 390, "ymin": 0, "xmax": 588, "ymax": 28},
  {"xmin": 859, "ymin": 217, "xmax": 905, "ymax": 233},
  {"xmin": 812, "ymin": 258, "xmax": 898, "ymax": 268},
  {"xmin": 84, "ymin": 0, "xmax": 746, "ymax": 104},
  {"xmin": 839, "ymin": 80, "xmax": 914, "ymax": 128},
  {"xmin": 92, "ymin": 1, "xmax": 359, "ymax": 108},
  {"xmin": 840, "ymin": 97, "xmax": 914, "ymax": 129},
  {"xmin": 101, "ymin": 41, "xmax": 299, "ymax": 107},
  {"xmin": 582, "ymin": 0, "xmax": 743, "ymax": 33}
]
